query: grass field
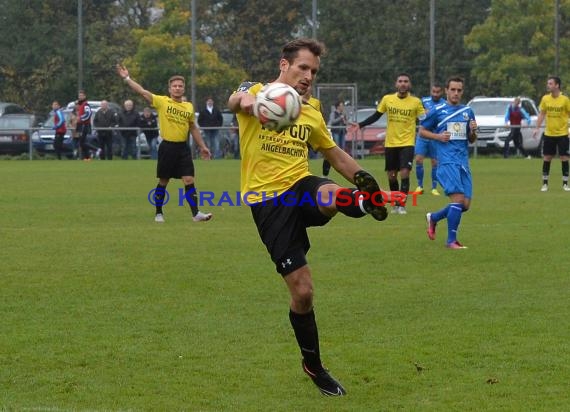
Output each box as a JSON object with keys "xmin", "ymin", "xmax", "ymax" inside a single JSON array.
[{"xmin": 1, "ymin": 157, "xmax": 570, "ymax": 411}]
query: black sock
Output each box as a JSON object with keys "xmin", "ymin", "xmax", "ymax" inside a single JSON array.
[
  {"xmin": 154, "ymin": 184, "xmax": 167, "ymax": 214},
  {"xmin": 289, "ymin": 309, "xmax": 322, "ymax": 371},
  {"xmin": 562, "ymin": 161, "xmax": 569, "ymax": 185},
  {"xmin": 185, "ymin": 184, "xmax": 199, "ymax": 216},
  {"xmin": 400, "ymin": 177, "xmax": 410, "ymax": 206},
  {"xmin": 542, "ymin": 161, "xmax": 551, "ymax": 185},
  {"xmin": 322, "ymin": 160, "xmax": 331, "ymax": 176},
  {"xmin": 389, "ymin": 179, "xmax": 399, "ymax": 205},
  {"xmin": 335, "ymin": 188, "xmax": 366, "ymax": 218}
]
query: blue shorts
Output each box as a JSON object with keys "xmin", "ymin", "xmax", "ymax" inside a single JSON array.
[
  {"xmin": 415, "ymin": 136, "xmax": 436, "ymax": 158},
  {"xmin": 437, "ymin": 163, "xmax": 472, "ymax": 198}
]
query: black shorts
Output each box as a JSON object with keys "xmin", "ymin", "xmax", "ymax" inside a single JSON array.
[
  {"xmin": 157, "ymin": 140, "xmax": 195, "ymax": 179},
  {"xmin": 385, "ymin": 146, "xmax": 415, "ymax": 171},
  {"xmin": 250, "ymin": 175, "xmax": 333, "ymax": 276},
  {"xmin": 542, "ymin": 135, "xmax": 570, "ymax": 157}
]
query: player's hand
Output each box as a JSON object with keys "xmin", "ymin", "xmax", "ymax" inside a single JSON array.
[
  {"xmin": 239, "ymin": 93, "xmax": 256, "ymax": 115},
  {"xmin": 532, "ymin": 128, "xmax": 540, "ymax": 140},
  {"xmin": 347, "ymin": 122, "xmax": 360, "ymax": 133},
  {"xmin": 116, "ymin": 63, "xmax": 129, "ymax": 79},
  {"xmin": 439, "ymin": 131, "xmax": 451, "ymax": 142},
  {"xmin": 200, "ymin": 146, "xmax": 212, "ymax": 160},
  {"xmin": 469, "ymin": 120, "xmax": 478, "ymax": 131}
]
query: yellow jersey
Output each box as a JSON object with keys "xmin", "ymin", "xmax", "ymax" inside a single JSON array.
[
  {"xmin": 151, "ymin": 94, "xmax": 196, "ymax": 142},
  {"xmin": 377, "ymin": 93, "xmax": 425, "ymax": 147},
  {"xmin": 538, "ymin": 93, "xmax": 570, "ymax": 137},
  {"xmin": 235, "ymin": 83, "xmax": 335, "ymax": 203}
]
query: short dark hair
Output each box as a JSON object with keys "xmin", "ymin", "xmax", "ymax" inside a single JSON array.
[
  {"xmin": 548, "ymin": 76, "xmax": 561, "ymax": 88},
  {"xmin": 169, "ymin": 75, "xmax": 185, "ymax": 86},
  {"xmin": 446, "ymin": 76, "xmax": 465, "ymax": 88},
  {"xmin": 281, "ymin": 38, "xmax": 326, "ymax": 63},
  {"xmin": 396, "ymin": 72, "xmax": 411, "ymax": 81}
]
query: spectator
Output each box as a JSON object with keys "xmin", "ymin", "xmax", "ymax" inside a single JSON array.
[
  {"xmin": 119, "ymin": 99, "xmax": 139, "ymax": 160},
  {"xmin": 140, "ymin": 107, "xmax": 159, "ymax": 160},
  {"xmin": 93, "ymin": 100, "xmax": 119, "ymax": 160},
  {"xmin": 75, "ymin": 90, "xmax": 92, "ymax": 161},
  {"xmin": 504, "ymin": 97, "xmax": 531, "ymax": 159},
  {"xmin": 51, "ymin": 100, "xmax": 66, "ymax": 160},
  {"xmin": 198, "ymin": 97, "xmax": 223, "ymax": 159},
  {"xmin": 323, "ymin": 101, "xmax": 347, "ymax": 176},
  {"xmin": 69, "ymin": 108, "xmax": 79, "ymax": 159}
]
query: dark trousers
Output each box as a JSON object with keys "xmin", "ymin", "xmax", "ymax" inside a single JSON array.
[
  {"xmin": 78, "ymin": 124, "xmax": 92, "ymax": 159},
  {"xmin": 122, "ymin": 135, "xmax": 137, "ymax": 159},
  {"xmin": 98, "ymin": 131, "xmax": 113, "ymax": 160},
  {"xmin": 504, "ymin": 127, "xmax": 526, "ymax": 158},
  {"xmin": 54, "ymin": 132, "xmax": 65, "ymax": 160}
]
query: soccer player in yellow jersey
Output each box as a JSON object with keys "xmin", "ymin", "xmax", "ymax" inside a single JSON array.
[
  {"xmin": 116, "ymin": 64, "xmax": 213, "ymax": 222},
  {"xmin": 532, "ymin": 76, "xmax": 570, "ymax": 192},
  {"xmin": 228, "ymin": 38, "xmax": 387, "ymax": 397},
  {"xmin": 351, "ymin": 73, "xmax": 425, "ymax": 214}
]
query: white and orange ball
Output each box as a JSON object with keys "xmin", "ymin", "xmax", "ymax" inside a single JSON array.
[{"xmin": 253, "ymin": 82, "xmax": 302, "ymax": 131}]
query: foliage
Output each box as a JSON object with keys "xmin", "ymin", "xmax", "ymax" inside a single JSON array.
[
  {"xmin": 197, "ymin": 0, "xmax": 305, "ymax": 82},
  {"xmin": 465, "ymin": 0, "xmax": 570, "ymax": 100},
  {"xmin": 316, "ymin": 0, "xmax": 491, "ymax": 105},
  {"xmin": 122, "ymin": 2, "xmax": 247, "ymax": 109},
  {"xmin": 0, "ymin": 0, "xmax": 566, "ymax": 116}
]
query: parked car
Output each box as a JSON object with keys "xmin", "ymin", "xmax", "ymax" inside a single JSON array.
[
  {"xmin": 345, "ymin": 107, "xmax": 387, "ymax": 156},
  {"xmin": 0, "ymin": 114, "xmax": 38, "ymax": 155},
  {"xmin": 0, "ymin": 102, "xmax": 26, "ymax": 117},
  {"xmin": 467, "ymin": 96, "xmax": 542, "ymax": 155}
]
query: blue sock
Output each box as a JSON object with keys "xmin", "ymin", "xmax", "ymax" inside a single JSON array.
[
  {"xmin": 416, "ymin": 163, "xmax": 424, "ymax": 187},
  {"xmin": 431, "ymin": 166, "xmax": 438, "ymax": 189},
  {"xmin": 447, "ymin": 203, "xmax": 463, "ymax": 244},
  {"xmin": 430, "ymin": 204, "xmax": 449, "ymax": 223}
]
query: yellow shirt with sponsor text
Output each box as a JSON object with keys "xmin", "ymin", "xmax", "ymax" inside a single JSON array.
[
  {"xmin": 151, "ymin": 94, "xmax": 196, "ymax": 142},
  {"xmin": 236, "ymin": 83, "xmax": 336, "ymax": 203},
  {"xmin": 377, "ymin": 93, "xmax": 425, "ymax": 147},
  {"xmin": 538, "ymin": 93, "xmax": 570, "ymax": 137}
]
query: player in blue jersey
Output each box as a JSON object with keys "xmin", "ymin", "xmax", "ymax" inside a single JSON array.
[
  {"xmin": 415, "ymin": 83, "xmax": 446, "ymax": 196},
  {"xmin": 419, "ymin": 76, "xmax": 478, "ymax": 249}
]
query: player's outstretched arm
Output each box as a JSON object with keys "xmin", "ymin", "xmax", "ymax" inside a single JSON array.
[{"xmin": 116, "ymin": 64, "xmax": 153, "ymax": 104}]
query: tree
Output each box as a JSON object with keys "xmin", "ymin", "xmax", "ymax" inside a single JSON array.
[
  {"xmin": 465, "ymin": 0, "xmax": 570, "ymax": 100},
  {"xmin": 121, "ymin": 1, "xmax": 247, "ymax": 109}
]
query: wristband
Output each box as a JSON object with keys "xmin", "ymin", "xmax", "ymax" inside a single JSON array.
[{"xmin": 123, "ymin": 75, "xmax": 130, "ymax": 82}]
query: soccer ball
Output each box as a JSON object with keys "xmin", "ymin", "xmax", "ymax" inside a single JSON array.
[{"xmin": 253, "ymin": 82, "xmax": 302, "ymax": 131}]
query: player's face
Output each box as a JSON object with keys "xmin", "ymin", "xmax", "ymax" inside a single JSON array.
[
  {"xmin": 445, "ymin": 81, "xmax": 464, "ymax": 105},
  {"xmin": 395, "ymin": 76, "xmax": 411, "ymax": 95},
  {"xmin": 279, "ymin": 49, "xmax": 320, "ymax": 96},
  {"xmin": 547, "ymin": 79, "xmax": 559, "ymax": 93},
  {"xmin": 431, "ymin": 86, "xmax": 443, "ymax": 101},
  {"xmin": 169, "ymin": 80, "xmax": 185, "ymax": 99}
]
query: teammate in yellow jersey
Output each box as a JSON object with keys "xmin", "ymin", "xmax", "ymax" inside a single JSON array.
[
  {"xmin": 532, "ymin": 76, "xmax": 570, "ymax": 192},
  {"xmin": 228, "ymin": 38, "xmax": 387, "ymax": 397},
  {"xmin": 350, "ymin": 73, "xmax": 425, "ymax": 214},
  {"xmin": 116, "ymin": 64, "xmax": 213, "ymax": 222}
]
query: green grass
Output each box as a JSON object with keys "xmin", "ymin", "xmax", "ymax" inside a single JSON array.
[{"xmin": 1, "ymin": 157, "xmax": 570, "ymax": 411}]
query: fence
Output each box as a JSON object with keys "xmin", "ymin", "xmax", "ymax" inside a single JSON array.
[
  {"xmin": 0, "ymin": 124, "xmax": 547, "ymax": 160},
  {"xmin": 0, "ymin": 125, "xmax": 239, "ymax": 160}
]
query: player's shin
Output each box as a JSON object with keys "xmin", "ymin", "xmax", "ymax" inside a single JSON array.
[
  {"xmin": 184, "ymin": 184, "xmax": 199, "ymax": 216},
  {"xmin": 334, "ymin": 188, "xmax": 366, "ymax": 218},
  {"xmin": 446, "ymin": 203, "xmax": 463, "ymax": 244},
  {"xmin": 154, "ymin": 184, "xmax": 167, "ymax": 214},
  {"xmin": 289, "ymin": 309, "xmax": 322, "ymax": 371}
]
